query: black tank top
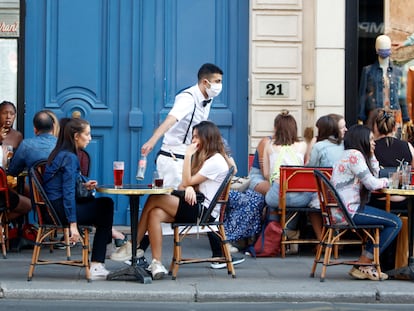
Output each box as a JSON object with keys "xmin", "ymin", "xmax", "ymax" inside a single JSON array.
[{"xmin": 374, "ymin": 137, "xmax": 412, "ymax": 167}]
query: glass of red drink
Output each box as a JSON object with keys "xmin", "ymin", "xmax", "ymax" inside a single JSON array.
[{"xmin": 113, "ymin": 161, "xmax": 124, "ymax": 188}]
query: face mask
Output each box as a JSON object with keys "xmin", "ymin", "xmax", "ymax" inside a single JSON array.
[
  {"xmin": 206, "ymin": 81, "xmax": 222, "ymax": 98},
  {"xmin": 377, "ymin": 48, "xmax": 391, "ymax": 59}
]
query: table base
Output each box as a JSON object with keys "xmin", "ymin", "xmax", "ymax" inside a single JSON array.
[{"xmin": 106, "ymin": 265, "xmax": 152, "ymax": 284}]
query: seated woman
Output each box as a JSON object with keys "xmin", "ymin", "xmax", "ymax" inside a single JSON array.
[
  {"xmin": 0, "ymin": 100, "xmax": 31, "ymax": 224},
  {"xmin": 0, "ymin": 101, "xmax": 23, "ymax": 152},
  {"xmin": 224, "ymin": 135, "xmax": 271, "ymax": 251},
  {"xmin": 134, "ymin": 121, "xmax": 230, "ymax": 280},
  {"xmin": 263, "ymin": 110, "xmax": 311, "ymax": 222},
  {"xmin": 369, "ymin": 108, "xmax": 414, "ymax": 211},
  {"xmin": 331, "ymin": 124, "xmax": 402, "ymax": 280},
  {"xmin": 305, "ymin": 113, "xmax": 347, "ymax": 165},
  {"xmin": 264, "ymin": 110, "xmax": 310, "ymax": 206},
  {"xmin": 249, "ymin": 136, "xmax": 272, "ymax": 195},
  {"xmin": 307, "ymin": 114, "xmax": 345, "ymax": 240},
  {"xmin": 43, "ymin": 118, "xmax": 114, "ymax": 280},
  {"xmin": 263, "ymin": 110, "xmax": 312, "ymax": 247},
  {"xmin": 368, "ymin": 108, "xmax": 414, "ymax": 271}
]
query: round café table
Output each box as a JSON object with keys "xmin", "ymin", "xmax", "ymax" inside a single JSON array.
[
  {"xmin": 381, "ymin": 187, "xmax": 414, "ymax": 280},
  {"xmin": 96, "ymin": 184, "xmax": 172, "ymax": 284}
]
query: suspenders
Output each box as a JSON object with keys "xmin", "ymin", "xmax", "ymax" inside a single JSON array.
[{"xmin": 181, "ymin": 91, "xmax": 196, "ymax": 144}]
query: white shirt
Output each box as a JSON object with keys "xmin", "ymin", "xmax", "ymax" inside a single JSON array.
[
  {"xmin": 198, "ymin": 153, "xmax": 229, "ymax": 219},
  {"xmin": 163, "ymin": 84, "xmax": 212, "ymax": 148}
]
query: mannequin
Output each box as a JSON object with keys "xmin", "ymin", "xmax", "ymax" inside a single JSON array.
[{"xmin": 358, "ymin": 35, "xmax": 409, "ymax": 129}]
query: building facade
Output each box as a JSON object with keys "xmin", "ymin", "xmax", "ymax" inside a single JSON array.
[{"xmin": 2, "ymin": 0, "xmax": 412, "ymax": 224}]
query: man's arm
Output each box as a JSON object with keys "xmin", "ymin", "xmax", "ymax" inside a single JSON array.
[
  {"xmin": 7, "ymin": 143, "xmax": 26, "ymax": 176},
  {"xmin": 141, "ymin": 115, "xmax": 177, "ymax": 156}
]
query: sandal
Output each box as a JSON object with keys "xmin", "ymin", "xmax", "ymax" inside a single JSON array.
[{"xmin": 348, "ymin": 266, "xmax": 388, "ymax": 281}]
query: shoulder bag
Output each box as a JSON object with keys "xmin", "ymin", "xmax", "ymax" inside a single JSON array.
[{"xmin": 76, "ymin": 174, "xmax": 95, "ymax": 202}]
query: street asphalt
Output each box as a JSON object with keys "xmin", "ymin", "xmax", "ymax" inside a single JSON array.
[{"xmin": 1, "ymin": 228, "xmax": 414, "ymax": 304}]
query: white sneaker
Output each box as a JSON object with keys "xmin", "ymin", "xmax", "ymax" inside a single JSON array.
[
  {"xmin": 210, "ymin": 256, "xmax": 245, "ymax": 269},
  {"xmin": 228, "ymin": 245, "xmax": 239, "ymax": 254},
  {"xmin": 109, "ymin": 241, "xmax": 144, "ymax": 261},
  {"xmin": 147, "ymin": 259, "xmax": 168, "ymax": 280},
  {"xmin": 89, "ymin": 262, "xmax": 110, "ymax": 280}
]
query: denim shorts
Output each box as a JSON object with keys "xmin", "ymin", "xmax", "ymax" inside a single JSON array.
[
  {"xmin": 248, "ymin": 167, "xmax": 266, "ymax": 191},
  {"xmin": 265, "ymin": 181, "xmax": 312, "ymax": 209}
]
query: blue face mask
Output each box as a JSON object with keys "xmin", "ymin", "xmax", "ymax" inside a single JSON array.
[{"xmin": 377, "ymin": 48, "xmax": 391, "ymax": 59}]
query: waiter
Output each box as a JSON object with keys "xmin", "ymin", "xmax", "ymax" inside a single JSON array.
[{"xmin": 141, "ymin": 63, "xmax": 223, "ymax": 189}]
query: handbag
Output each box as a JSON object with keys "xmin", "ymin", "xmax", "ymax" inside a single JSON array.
[
  {"xmin": 230, "ymin": 176, "xmax": 250, "ymax": 192},
  {"xmin": 76, "ymin": 174, "xmax": 95, "ymax": 202},
  {"xmin": 248, "ymin": 207, "xmax": 282, "ymax": 257}
]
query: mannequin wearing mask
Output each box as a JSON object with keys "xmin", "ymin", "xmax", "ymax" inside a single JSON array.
[{"xmin": 358, "ymin": 35, "xmax": 409, "ymax": 130}]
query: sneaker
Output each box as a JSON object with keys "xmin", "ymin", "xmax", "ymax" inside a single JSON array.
[
  {"xmin": 53, "ymin": 236, "xmax": 74, "ymax": 250},
  {"xmin": 109, "ymin": 241, "xmax": 144, "ymax": 261},
  {"xmin": 89, "ymin": 262, "xmax": 110, "ymax": 280},
  {"xmin": 124, "ymin": 256, "xmax": 150, "ymax": 270},
  {"xmin": 210, "ymin": 256, "xmax": 245, "ymax": 269},
  {"xmin": 137, "ymin": 256, "xmax": 149, "ymax": 270},
  {"xmin": 146, "ymin": 259, "xmax": 168, "ymax": 280},
  {"xmin": 228, "ymin": 245, "xmax": 240, "ymax": 254},
  {"xmin": 53, "ymin": 242, "xmax": 66, "ymax": 250},
  {"xmin": 114, "ymin": 236, "xmax": 128, "ymax": 248}
]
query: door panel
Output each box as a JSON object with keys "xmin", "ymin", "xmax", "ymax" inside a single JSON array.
[{"xmin": 25, "ymin": 0, "xmax": 248, "ymax": 224}]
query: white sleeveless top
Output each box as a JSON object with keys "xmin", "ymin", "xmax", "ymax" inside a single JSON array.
[{"xmin": 269, "ymin": 144, "xmax": 305, "ymax": 183}]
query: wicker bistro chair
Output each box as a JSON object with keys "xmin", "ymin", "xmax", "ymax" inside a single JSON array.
[
  {"xmin": 169, "ymin": 166, "xmax": 235, "ymax": 280},
  {"xmin": 0, "ymin": 167, "xmax": 10, "ymax": 258},
  {"xmin": 310, "ymin": 170, "xmax": 383, "ymax": 282},
  {"xmin": 278, "ymin": 166, "xmax": 333, "ymax": 257},
  {"xmin": 27, "ymin": 160, "xmax": 91, "ymax": 281}
]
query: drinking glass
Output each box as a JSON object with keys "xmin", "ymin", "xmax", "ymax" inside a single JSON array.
[
  {"xmin": 388, "ymin": 172, "xmax": 399, "ymax": 189},
  {"xmin": 402, "ymin": 165, "xmax": 412, "ymax": 190},
  {"xmin": 113, "ymin": 161, "xmax": 125, "ymax": 188},
  {"xmin": 152, "ymin": 170, "xmax": 164, "ymax": 188}
]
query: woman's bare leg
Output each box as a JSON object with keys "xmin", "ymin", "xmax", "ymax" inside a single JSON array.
[
  {"xmin": 137, "ymin": 194, "xmax": 179, "ymax": 245},
  {"xmin": 147, "ymin": 207, "xmax": 175, "ymax": 260}
]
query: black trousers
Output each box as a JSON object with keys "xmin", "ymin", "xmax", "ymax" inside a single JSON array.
[{"xmin": 51, "ymin": 196, "xmax": 114, "ymax": 263}]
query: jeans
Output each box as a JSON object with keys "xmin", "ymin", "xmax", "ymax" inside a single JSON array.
[
  {"xmin": 265, "ymin": 182, "xmax": 312, "ymax": 229},
  {"xmin": 353, "ymin": 205, "xmax": 402, "ymax": 259}
]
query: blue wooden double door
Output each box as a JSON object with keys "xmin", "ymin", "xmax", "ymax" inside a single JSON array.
[{"xmin": 24, "ymin": 0, "xmax": 249, "ymax": 224}]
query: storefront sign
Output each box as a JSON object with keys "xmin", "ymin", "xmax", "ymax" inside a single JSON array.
[
  {"xmin": 0, "ymin": 1, "xmax": 20, "ymax": 38},
  {"xmin": 0, "ymin": 20, "xmax": 18, "ymax": 35}
]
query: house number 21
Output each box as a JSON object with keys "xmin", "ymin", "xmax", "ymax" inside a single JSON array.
[{"xmin": 259, "ymin": 81, "xmax": 289, "ymax": 98}]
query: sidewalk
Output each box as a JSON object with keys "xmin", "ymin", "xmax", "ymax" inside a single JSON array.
[{"xmin": 1, "ymin": 229, "xmax": 414, "ymax": 304}]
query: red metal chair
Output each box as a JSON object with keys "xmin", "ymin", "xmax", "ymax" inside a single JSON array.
[{"xmin": 278, "ymin": 166, "xmax": 332, "ymax": 257}]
